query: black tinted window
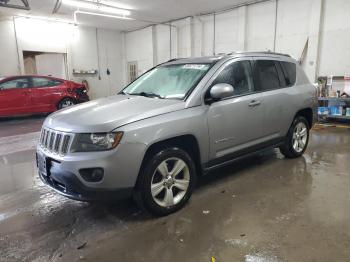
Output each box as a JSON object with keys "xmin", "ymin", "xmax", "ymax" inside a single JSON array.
[
  {"xmin": 253, "ymin": 60, "xmax": 281, "ymax": 91},
  {"xmin": 32, "ymin": 77, "xmax": 61, "ymax": 88},
  {"xmin": 212, "ymin": 60, "xmax": 253, "ymax": 96},
  {"xmin": 0, "ymin": 78, "xmax": 29, "ymax": 90},
  {"xmin": 280, "ymin": 61, "xmax": 296, "ymax": 87}
]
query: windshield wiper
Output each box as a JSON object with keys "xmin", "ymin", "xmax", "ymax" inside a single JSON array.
[{"xmin": 129, "ymin": 92, "xmax": 164, "ymax": 99}]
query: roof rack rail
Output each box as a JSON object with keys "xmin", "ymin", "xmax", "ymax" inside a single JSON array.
[
  {"xmin": 227, "ymin": 51, "xmax": 291, "ymax": 57},
  {"xmin": 167, "ymin": 58, "xmax": 183, "ymax": 62}
]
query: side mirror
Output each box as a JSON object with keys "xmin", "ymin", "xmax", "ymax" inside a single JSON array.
[{"xmin": 209, "ymin": 83, "xmax": 234, "ymax": 101}]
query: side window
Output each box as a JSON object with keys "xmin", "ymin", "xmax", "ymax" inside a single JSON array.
[
  {"xmin": 212, "ymin": 60, "xmax": 253, "ymax": 96},
  {"xmin": 253, "ymin": 60, "xmax": 281, "ymax": 91},
  {"xmin": 0, "ymin": 78, "xmax": 29, "ymax": 90},
  {"xmin": 32, "ymin": 77, "xmax": 61, "ymax": 88},
  {"xmin": 280, "ymin": 61, "xmax": 296, "ymax": 87}
]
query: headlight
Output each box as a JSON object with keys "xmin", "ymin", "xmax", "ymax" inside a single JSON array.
[{"xmin": 71, "ymin": 132, "xmax": 123, "ymax": 152}]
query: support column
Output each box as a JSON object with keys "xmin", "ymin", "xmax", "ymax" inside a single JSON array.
[
  {"xmin": 305, "ymin": 0, "xmax": 324, "ymax": 82},
  {"xmin": 152, "ymin": 25, "xmax": 158, "ymax": 66},
  {"xmin": 237, "ymin": 6, "xmax": 247, "ymax": 51}
]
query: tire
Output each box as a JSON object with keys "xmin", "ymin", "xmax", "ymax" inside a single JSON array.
[
  {"xmin": 279, "ymin": 116, "xmax": 310, "ymax": 159},
  {"xmin": 58, "ymin": 98, "xmax": 76, "ymax": 110},
  {"xmin": 135, "ymin": 147, "xmax": 197, "ymax": 216}
]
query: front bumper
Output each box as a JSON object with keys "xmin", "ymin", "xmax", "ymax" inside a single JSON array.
[
  {"xmin": 38, "ymin": 166, "xmax": 133, "ymax": 201},
  {"xmin": 36, "ymin": 141, "xmax": 146, "ymax": 201}
]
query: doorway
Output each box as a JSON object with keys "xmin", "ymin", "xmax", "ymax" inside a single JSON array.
[{"xmin": 23, "ymin": 51, "xmax": 68, "ymax": 79}]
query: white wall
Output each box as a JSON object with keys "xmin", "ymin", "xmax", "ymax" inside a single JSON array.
[
  {"xmin": 124, "ymin": 0, "xmax": 350, "ymax": 82},
  {"xmin": 318, "ymin": 0, "xmax": 350, "ymax": 77},
  {"xmin": 0, "ymin": 19, "xmax": 20, "ymax": 75},
  {"xmin": 35, "ymin": 53, "xmax": 67, "ymax": 78},
  {"xmin": 0, "ymin": 17, "xmax": 125, "ymax": 99},
  {"xmin": 125, "ymin": 26, "xmax": 154, "ymax": 77},
  {"xmin": 155, "ymin": 24, "xmax": 171, "ymax": 64},
  {"xmin": 246, "ymin": 1, "xmax": 276, "ymax": 52},
  {"xmin": 1, "ymin": 0, "xmax": 349, "ymax": 90}
]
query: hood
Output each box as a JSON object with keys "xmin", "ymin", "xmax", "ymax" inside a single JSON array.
[{"xmin": 44, "ymin": 95, "xmax": 185, "ymax": 133}]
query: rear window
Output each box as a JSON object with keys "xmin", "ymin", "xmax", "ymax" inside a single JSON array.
[{"xmin": 280, "ymin": 61, "xmax": 296, "ymax": 87}]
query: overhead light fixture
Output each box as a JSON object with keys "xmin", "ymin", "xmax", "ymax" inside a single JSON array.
[
  {"xmin": 73, "ymin": 10, "xmax": 134, "ymax": 22},
  {"xmin": 15, "ymin": 14, "xmax": 76, "ymax": 24},
  {"xmin": 62, "ymin": 0, "xmax": 131, "ymax": 16},
  {"xmin": 96, "ymin": 0, "xmax": 132, "ymax": 10}
]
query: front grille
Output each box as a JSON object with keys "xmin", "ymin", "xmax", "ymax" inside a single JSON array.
[{"xmin": 40, "ymin": 127, "xmax": 73, "ymax": 156}]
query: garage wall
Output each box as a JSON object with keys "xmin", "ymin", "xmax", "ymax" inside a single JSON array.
[
  {"xmin": 0, "ymin": 17, "xmax": 125, "ymax": 99},
  {"xmin": 0, "ymin": 19, "xmax": 20, "ymax": 75},
  {"xmin": 124, "ymin": 0, "xmax": 349, "ymax": 83},
  {"xmin": 125, "ymin": 26, "xmax": 154, "ymax": 77},
  {"xmin": 318, "ymin": 0, "xmax": 350, "ymax": 76}
]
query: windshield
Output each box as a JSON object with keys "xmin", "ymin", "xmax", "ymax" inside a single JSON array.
[{"xmin": 122, "ymin": 64, "xmax": 211, "ymax": 99}]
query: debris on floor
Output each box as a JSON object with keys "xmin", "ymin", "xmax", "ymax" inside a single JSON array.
[{"xmin": 77, "ymin": 242, "xmax": 87, "ymax": 250}]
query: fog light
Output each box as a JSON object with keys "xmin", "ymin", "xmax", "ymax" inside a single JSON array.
[{"xmin": 79, "ymin": 168, "xmax": 104, "ymax": 182}]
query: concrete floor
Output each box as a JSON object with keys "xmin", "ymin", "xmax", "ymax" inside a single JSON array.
[{"xmin": 0, "ymin": 118, "xmax": 350, "ymax": 262}]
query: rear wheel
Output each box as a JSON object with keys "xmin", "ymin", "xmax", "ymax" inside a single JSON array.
[
  {"xmin": 135, "ymin": 147, "xmax": 196, "ymax": 216},
  {"xmin": 280, "ymin": 116, "xmax": 309, "ymax": 158},
  {"xmin": 58, "ymin": 98, "xmax": 75, "ymax": 109}
]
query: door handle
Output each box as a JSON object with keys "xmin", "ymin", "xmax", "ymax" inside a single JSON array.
[{"xmin": 248, "ymin": 100, "xmax": 261, "ymax": 107}]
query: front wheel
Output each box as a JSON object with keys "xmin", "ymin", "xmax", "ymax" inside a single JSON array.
[
  {"xmin": 58, "ymin": 98, "xmax": 76, "ymax": 110},
  {"xmin": 135, "ymin": 147, "xmax": 196, "ymax": 216},
  {"xmin": 280, "ymin": 116, "xmax": 310, "ymax": 158}
]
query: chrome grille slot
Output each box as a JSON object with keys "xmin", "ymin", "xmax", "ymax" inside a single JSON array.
[
  {"xmin": 49, "ymin": 132, "xmax": 55, "ymax": 150},
  {"xmin": 61, "ymin": 135, "xmax": 71, "ymax": 155},
  {"xmin": 41, "ymin": 129, "xmax": 47, "ymax": 145},
  {"xmin": 40, "ymin": 128, "xmax": 73, "ymax": 156},
  {"xmin": 40, "ymin": 129, "xmax": 45, "ymax": 145},
  {"xmin": 45, "ymin": 131, "xmax": 51, "ymax": 148},
  {"xmin": 54, "ymin": 134, "xmax": 62, "ymax": 153}
]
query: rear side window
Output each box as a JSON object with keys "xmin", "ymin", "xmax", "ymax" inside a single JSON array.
[
  {"xmin": 280, "ymin": 61, "xmax": 296, "ymax": 87},
  {"xmin": 32, "ymin": 77, "xmax": 62, "ymax": 88},
  {"xmin": 253, "ymin": 60, "xmax": 281, "ymax": 91}
]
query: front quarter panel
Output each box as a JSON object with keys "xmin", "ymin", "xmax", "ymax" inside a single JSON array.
[{"xmin": 118, "ymin": 106, "xmax": 209, "ymax": 166}]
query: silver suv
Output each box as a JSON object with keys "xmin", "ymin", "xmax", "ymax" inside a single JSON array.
[{"xmin": 36, "ymin": 52, "xmax": 317, "ymax": 216}]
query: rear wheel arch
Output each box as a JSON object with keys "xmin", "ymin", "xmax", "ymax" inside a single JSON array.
[{"xmin": 294, "ymin": 108, "xmax": 313, "ymax": 128}]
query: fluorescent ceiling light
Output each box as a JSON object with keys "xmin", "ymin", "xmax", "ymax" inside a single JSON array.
[
  {"xmin": 95, "ymin": 0, "xmax": 132, "ymax": 10},
  {"xmin": 74, "ymin": 10, "xmax": 134, "ymax": 21},
  {"xmin": 15, "ymin": 14, "xmax": 75, "ymax": 24},
  {"xmin": 62, "ymin": 0, "xmax": 131, "ymax": 16}
]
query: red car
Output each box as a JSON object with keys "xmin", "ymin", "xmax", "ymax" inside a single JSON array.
[{"xmin": 0, "ymin": 75, "xmax": 89, "ymax": 117}]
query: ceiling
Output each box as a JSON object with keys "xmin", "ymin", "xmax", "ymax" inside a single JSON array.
[{"xmin": 0, "ymin": 0, "xmax": 252, "ymax": 31}]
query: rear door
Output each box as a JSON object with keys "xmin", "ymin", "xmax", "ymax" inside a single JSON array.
[
  {"xmin": 0, "ymin": 77, "xmax": 31, "ymax": 116},
  {"xmin": 28, "ymin": 77, "xmax": 64, "ymax": 113},
  {"xmin": 252, "ymin": 59, "xmax": 295, "ymax": 140},
  {"xmin": 207, "ymin": 58, "xmax": 265, "ymax": 162}
]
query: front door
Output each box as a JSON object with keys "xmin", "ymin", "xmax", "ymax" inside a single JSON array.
[
  {"xmin": 206, "ymin": 58, "xmax": 264, "ymax": 162},
  {"xmin": 0, "ymin": 77, "xmax": 31, "ymax": 116}
]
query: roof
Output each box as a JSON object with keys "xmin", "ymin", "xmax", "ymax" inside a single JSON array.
[
  {"xmin": 162, "ymin": 51, "xmax": 295, "ymax": 66},
  {"xmin": 0, "ymin": 75, "xmax": 66, "ymax": 81}
]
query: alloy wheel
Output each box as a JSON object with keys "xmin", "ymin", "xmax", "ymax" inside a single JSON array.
[
  {"xmin": 292, "ymin": 122, "xmax": 308, "ymax": 153},
  {"xmin": 61, "ymin": 100, "xmax": 74, "ymax": 108},
  {"xmin": 151, "ymin": 157, "xmax": 190, "ymax": 207}
]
